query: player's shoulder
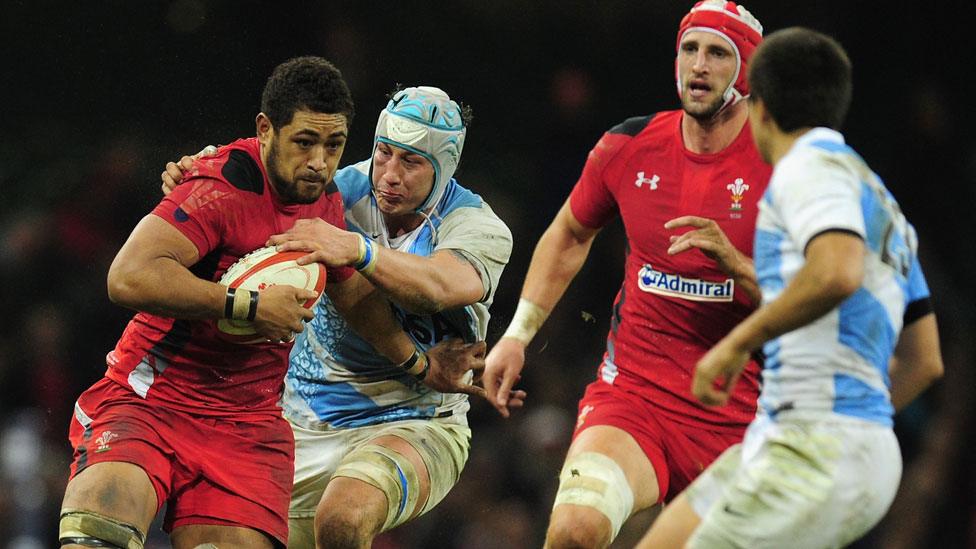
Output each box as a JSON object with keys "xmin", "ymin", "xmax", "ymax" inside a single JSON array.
[
  {"xmin": 596, "ymin": 110, "xmax": 677, "ymax": 156},
  {"xmin": 778, "ymin": 139, "xmax": 859, "ymax": 190},
  {"xmin": 607, "ymin": 110, "xmax": 677, "ymax": 137},
  {"xmin": 584, "ymin": 111, "xmax": 675, "ymax": 171},
  {"xmin": 438, "ymin": 182, "xmax": 511, "ymax": 232},
  {"xmin": 335, "ymin": 159, "xmax": 373, "ymax": 205},
  {"xmin": 439, "ymin": 179, "xmax": 486, "ymax": 212}
]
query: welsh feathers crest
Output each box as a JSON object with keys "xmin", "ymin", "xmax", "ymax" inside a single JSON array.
[{"xmin": 727, "ymin": 178, "xmax": 749, "ymax": 211}]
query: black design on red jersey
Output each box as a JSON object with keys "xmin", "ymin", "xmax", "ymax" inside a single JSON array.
[
  {"xmin": 189, "ymin": 248, "xmax": 222, "ymax": 282},
  {"xmin": 222, "ymin": 149, "xmax": 264, "ymax": 194},
  {"xmin": 609, "ymin": 115, "xmax": 655, "ymax": 137},
  {"xmin": 150, "ymin": 319, "xmax": 193, "ymax": 359}
]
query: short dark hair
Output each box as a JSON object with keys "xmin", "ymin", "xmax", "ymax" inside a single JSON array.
[
  {"xmin": 261, "ymin": 56, "xmax": 355, "ymax": 129},
  {"xmin": 747, "ymin": 27, "xmax": 852, "ymax": 131}
]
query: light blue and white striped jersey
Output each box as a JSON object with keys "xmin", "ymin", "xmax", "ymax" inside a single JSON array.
[
  {"xmin": 282, "ymin": 159, "xmax": 513, "ymax": 429},
  {"xmin": 753, "ymin": 128, "xmax": 929, "ymax": 426}
]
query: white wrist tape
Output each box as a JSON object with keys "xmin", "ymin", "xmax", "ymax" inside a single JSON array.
[{"xmin": 502, "ymin": 298, "xmax": 549, "ymax": 345}]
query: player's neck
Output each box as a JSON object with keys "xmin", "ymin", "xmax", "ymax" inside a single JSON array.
[
  {"xmin": 768, "ymin": 127, "xmax": 814, "ymax": 166},
  {"xmin": 383, "ymin": 212, "xmax": 424, "ymax": 237},
  {"xmin": 681, "ymin": 101, "xmax": 748, "ymax": 155}
]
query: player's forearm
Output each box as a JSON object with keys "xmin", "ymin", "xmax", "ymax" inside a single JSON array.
[
  {"xmin": 888, "ymin": 314, "xmax": 944, "ymax": 411},
  {"xmin": 107, "ymin": 256, "xmax": 225, "ymax": 319},
  {"xmin": 724, "ymin": 252, "xmax": 859, "ymax": 353},
  {"xmin": 731, "ymin": 253, "xmax": 762, "ymax": 305},
  {"xmin": 520, "ymin": 212, "xmax": 596, "ymax": 314},
  {"xmin": 725, "ymin": 233, "xmax": 865, "ymax": 352},
  {"xmin": 365, "ymin": 247, "xmax": 484, "ymax": 315},
  {"xmin": 889, "ymin": 357, "xmax": 942, "ymax": 412},
  {"xmin": 327, "ymin": 275, "xmax": 415, "ymax": 364},
  {"xmin": 107, "ymin": 214, "xmax": 226, "ymax": 319},
  {"xmin": 499, "ymin": 202, "xmax": 598, "ymax": 347}
]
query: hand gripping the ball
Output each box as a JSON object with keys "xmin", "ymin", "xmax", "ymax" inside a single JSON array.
[
  {"xmin": 217, "ymin": 246, "xmax": 327, "ymax": 344},
  {"xmin": 251, "ymin": 284, "xmax": 318, "ymax": 343}
]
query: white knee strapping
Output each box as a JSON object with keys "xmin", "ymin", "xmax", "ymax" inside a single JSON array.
[
  {"xmin": 334, "ymin": 444, "xmax": 421, "ymax": 531},
  {"xmin": 553, "ymin": 451, "xmax": 635, "ymax": 540},
  {"xmin": 59, "ymin": 508, "xmax": 146, "ymax": 549}
]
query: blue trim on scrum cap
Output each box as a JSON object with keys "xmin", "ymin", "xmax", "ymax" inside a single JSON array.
[
  {"xmin": 387, "ymin": 94, "xmax": 463, "ymax": 131},
  {"xmin": 370, "ymin": 86, "xmax": 467, "ymax": 213}
]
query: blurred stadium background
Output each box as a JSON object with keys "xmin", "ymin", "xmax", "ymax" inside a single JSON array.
[{"xmin": 2, "ymin": 1, "xmax": 974, "ymax": 547}]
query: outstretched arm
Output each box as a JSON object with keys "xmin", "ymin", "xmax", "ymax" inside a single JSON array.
[
  {"xmin": 483, "ymin": 199, "xmax": 601, "ymax": 417},
  {"xmin": 268, "ymin": 218, "xmax": 486, "ymax": 315},
  {"xmin": 692, "ymin": 231, "xmax": 865, "ymax": 406},
  {"xmin": 326, "ymin": 273, "xmax": 499, "ymax": 399},
  {"xmin": 324, "ymin": 273, "xmax": 416, "ymax": 366}
]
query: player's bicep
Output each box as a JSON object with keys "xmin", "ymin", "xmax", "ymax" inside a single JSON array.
[
  {"xmin": 558, "ymin": 199, "xmax": 602, "ymax": 244},
  {"xmin": 435, "ymin": 206, "xmax": 513, "ymax": 304},
  {"xmin": 107, "ymin": 214, "xmax": 204, "ymax": 307},
  {"xmin": 802, "ymin": 230, "xmax": 865, "ymax": 297},
  {"xmin": 111, "ymin": 215, "xmax": 201, "ymax": 276},
  {"xmin": 893, "ymin": 312, "xmax": 943, "ymax": 377}
]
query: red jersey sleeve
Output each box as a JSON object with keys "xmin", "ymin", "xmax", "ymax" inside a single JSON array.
[
  {"xmin": 153, "ymin": 177, "xmax": 234, "ymax": 258},
  {"xmin": 569, "ymin": 132, "xmax": 629, "ymax": 229}
]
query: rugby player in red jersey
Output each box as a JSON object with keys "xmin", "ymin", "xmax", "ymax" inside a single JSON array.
[
  {"xmin": 484, "ymin": 2, "xmax": 770, "ymax": 547},
  {"xmin": 58, "ymin": 57, "xmax": 479, "ymax": 549}
]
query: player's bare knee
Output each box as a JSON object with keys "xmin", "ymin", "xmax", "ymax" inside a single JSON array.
[
  {"xmin": 546, "ymin": 505, "xmax": 613, "ymax": 549},
  {"xmin": 314, "ymin": 510, "xmax": 372, "ymax": 549},
  {"xmin": 314, "ymin": 485, "xmax": 384, "ymax": 549}
]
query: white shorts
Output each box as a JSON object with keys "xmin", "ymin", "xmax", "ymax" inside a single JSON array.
[
  {"xmin": 288, "ymin": 418, "xmax": 470, "ymax": 545},
  {"xmin": 686, "ymin": 414, "xmax": 902, "ymax": 549}
]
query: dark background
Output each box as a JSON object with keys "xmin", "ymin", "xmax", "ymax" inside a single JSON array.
[{"xmin": 1, "ymin": 1, "xmax": 974, "ymax": 547}]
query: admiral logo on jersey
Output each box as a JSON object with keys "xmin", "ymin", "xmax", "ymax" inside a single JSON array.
[{"xmin": 637, "ymin": 263, "xmax": 734, "ymax": 302}]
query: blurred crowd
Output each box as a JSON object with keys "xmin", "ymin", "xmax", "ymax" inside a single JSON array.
[{"xmin": 2, "ymin": 1, "xmax": 975, "ymax": 547}]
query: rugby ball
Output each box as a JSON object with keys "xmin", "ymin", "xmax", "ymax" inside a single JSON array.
[{"xmin": 216, "ymin": 245, "xmax": 326, "ymax": 343}]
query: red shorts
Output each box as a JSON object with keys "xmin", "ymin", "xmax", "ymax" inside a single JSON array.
[
  {"xmin": 573, "ymin": 380, "xmax": 746, "ymax": 503},
  {"xmin": 68, "ymin": 377, "xmax": 294, "ymax": 546}
]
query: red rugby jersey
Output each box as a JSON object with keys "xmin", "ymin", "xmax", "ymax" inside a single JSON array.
[
  {"xmin": 569, "ymin": 110, "xmax": 771, "ymax": 430},
  {"xmin": 104, "ymin": 138, "xmax": 354, "ymax": 419}
]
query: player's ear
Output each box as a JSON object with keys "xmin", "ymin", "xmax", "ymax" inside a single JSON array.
[
  {"xmin": 256, "ymin": 113, "xmax": 274, "ymax": 145},
  {"xmin": 748, "ymin": 98, "xmax": 772, "ymax": 130},
  {"xmin": 756, "ymin": 99, "xmax": 775, "ymax": 126}
]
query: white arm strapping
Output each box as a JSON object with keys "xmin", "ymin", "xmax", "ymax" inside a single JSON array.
[{"xmin": 501, "ymin": 298, "xmax": 549, "ymax": 345}]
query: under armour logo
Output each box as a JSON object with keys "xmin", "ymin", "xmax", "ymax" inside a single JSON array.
[
  {"xmin": 635, "ymin": 171, "xmax": 659, "ymax": 189},
  {"xmin": 571, "ymin": 469, "xmax": 580, "ymax": 477}
]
